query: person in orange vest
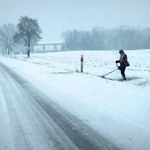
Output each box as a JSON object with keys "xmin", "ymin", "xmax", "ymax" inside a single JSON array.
[{"xmin": 115, "ymin": 50, "xmax": 129, "ymax": 80}]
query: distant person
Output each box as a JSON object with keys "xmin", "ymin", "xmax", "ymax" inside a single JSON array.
[{"xmin": 115, "ymin": 50, "xmax": 129, "ymax": 80}]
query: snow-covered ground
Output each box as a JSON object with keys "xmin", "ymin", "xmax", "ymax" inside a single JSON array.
[{"xmin": 0, "ymin": 50, "xmax": 150, "ymax": 150}]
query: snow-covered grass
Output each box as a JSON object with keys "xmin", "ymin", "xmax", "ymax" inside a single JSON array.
[{"xmin": 0, "ymin": 50, "xmax": 150, "ymax": 150}]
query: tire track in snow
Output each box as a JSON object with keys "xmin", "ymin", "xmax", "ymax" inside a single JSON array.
[{"xmin": 0, "ymin": 62, "xmax": 122, "ymax": 150}]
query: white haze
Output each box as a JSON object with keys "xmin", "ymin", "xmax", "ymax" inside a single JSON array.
[{"xmin": 0, "ymin": 0, "xmax": 150, "ymax": 42}]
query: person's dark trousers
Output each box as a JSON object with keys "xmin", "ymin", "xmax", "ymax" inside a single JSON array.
[{"xmin": 118, "ymin": 66, "xmax": 127, "ymax": 80}]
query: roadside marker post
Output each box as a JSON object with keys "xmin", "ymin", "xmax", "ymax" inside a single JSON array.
[{"xmin": 81, "ymin": 55, "xmax": 84, "ymax": 73}]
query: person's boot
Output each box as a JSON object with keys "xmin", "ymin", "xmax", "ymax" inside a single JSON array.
[{"xmin": 122, "ymin": 75, "xmax": 127, "ymax": 80}]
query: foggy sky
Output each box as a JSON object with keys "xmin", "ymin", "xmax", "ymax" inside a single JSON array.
[{"xmin": 0, "ymin": 0, "xmax": 150, "ymax": 43}]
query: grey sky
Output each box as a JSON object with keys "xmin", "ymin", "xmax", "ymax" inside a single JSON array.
[{"xmin": 0, "ymin": 0, "xmax": 150, "ymax": 43}]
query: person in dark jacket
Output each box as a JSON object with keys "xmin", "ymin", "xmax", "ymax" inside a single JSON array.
[{"xmin": 115, "ymin": 50, "xmax": 129, "ymax": 80}]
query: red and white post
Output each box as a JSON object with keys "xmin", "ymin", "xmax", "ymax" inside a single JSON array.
[{"xmin": 81, "ymin": 55, "xmax": 84, "ymax": 73}]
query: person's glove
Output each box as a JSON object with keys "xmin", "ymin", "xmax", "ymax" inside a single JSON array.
[
  {"xmin": 118, "ymin": 66, "xmax": 121, "ymax": 70},
  {"xmin": 115, "ymin": 60, "xmax": 119, "ymax": 63}
]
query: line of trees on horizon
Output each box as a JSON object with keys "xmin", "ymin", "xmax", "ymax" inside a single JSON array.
[
  {"xmin": 1, "ymin": 20, "xmax": 150, "ymax": 55},
  {"xmin": 62, "ymin": 26, "xmax": 150, "ymax": 50}
]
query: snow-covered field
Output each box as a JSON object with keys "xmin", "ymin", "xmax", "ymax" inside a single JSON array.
[{"xmin": 0, "ymin": 50, "xmax": 150, "ymax": 150}]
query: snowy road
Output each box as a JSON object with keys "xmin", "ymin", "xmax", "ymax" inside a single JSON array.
[{"xmin": 0, "ymin": 63, "xmax": 121, "ymax": 150}]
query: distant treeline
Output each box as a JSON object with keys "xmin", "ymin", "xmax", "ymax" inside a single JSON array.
[{"xmin": 62, "ymin": 26, "xmax": 150, "ymax": 50}]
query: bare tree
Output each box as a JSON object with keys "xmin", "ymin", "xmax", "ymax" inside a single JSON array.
[
  {"xmin": 0, "ymin": 23, "xmax": 16, "ymax": 54},
  {"xmin": 15, "ymin": 16, "xmax": 42, "ymax": 57}
]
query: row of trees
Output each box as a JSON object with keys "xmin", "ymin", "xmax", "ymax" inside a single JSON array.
[
  {"xmin": 1, "ymin": 19, "xmax": 150, "ymax": 55},
  {"xmin": 0, "ymin": 16, "xmax": 42, "ymax": 57},
  {"xmin": 62, "ymin": 26, "xmax": 150, "ymax": 50}
]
